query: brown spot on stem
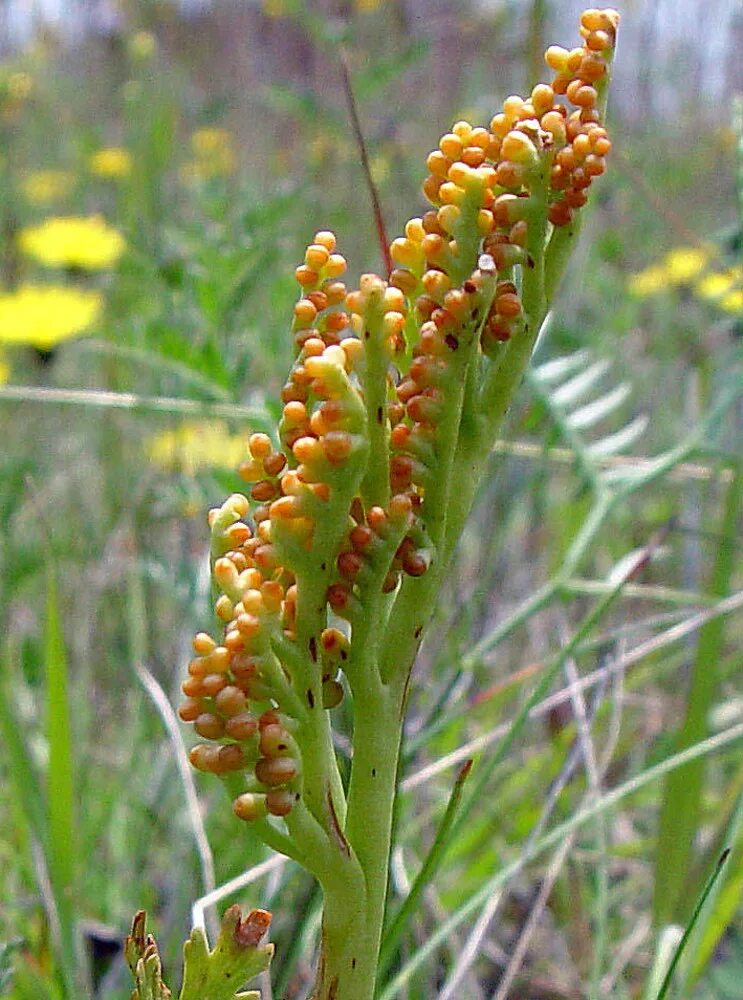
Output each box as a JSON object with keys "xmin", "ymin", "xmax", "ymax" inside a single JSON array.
[
  {"xmin": 309, "ymin": 636, "xmax": 318, "ymax": 662},
  {"xmin": 414, "ymin": 624, "xmax": 423, "ymax": 639},
  {"xmin": 444, "ymin": 333, "xmax": 459, "ymax": 351},
  {"xmin": 376, "ymin": 405, "xmax": 383, "ymax": 424},
  {"xmin": 307, "ymin": 689, "xmax": 315, "ymax": 709},
  {"xmin": 327, "ymin": 789, "xmax": 350, "ymax": 857}
]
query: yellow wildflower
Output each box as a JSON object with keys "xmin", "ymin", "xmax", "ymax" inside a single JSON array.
[
  {"xmin": 7, "ymin": 72, "xmax": 33, "ymax": 101},
  {"xmin": 262, "ymin": 0, "xmax": 291, "ymax": 15},
  {"xmin": 89, "ymin": 147, "xmax": 132, "ymax": 179},
  {"xmin": 21, "ymin": 169, "xmax": 76, "ymax": 205},
  {"xmin": 128, "ymin": 31, "xmax": 157, "ymax": 60},
  {"xmin": 147, "ymin": 422, "xmax": 247, "ymax": 476},
  {"xmin": 0, "ymin": 284, "xmax": 102, "ymax": 349},
  {"xmin": 720, "ymin": 289, "xmax": 743, "ymax": 314},
  {"xmin": 627, "ymin": 265, "xmax": 667, "ymax": 297},
  {"xmin": 19, "ymin": 215, "xmax": 125, "ymax": 270},
  {"xmin": 186, "ymin": 127, "xmax": 236, "ymax": 178},
  {"xmin": 369, "ymin": 153, "xmax": 390, "ymax": 185},
  {"xmin": 695, "ymin": 268, "xmax": 742, "ymax": 301},
  {"xmin": 663, "ymin": 246, "xmax": 709, "ymax": 285},
  {"xmin": 191, "ymin": 127, "xmax": 232, "ymax": 157}
]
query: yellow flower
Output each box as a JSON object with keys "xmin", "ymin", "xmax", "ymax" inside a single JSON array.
[
  {"xmin": 355, "ymin": 0, "xmax": 382, "ymax": 10},
  {"xmin": 186, "ymin": 127, "xmax": 237, "ymax": 178},
  {"xmin": 7, "ymin": 72, "xmax": 33, "ymax": 101},
  {"xmin": 147, "ymin": 422, "xmax": 247, "ymax": 476},
  {"xmin": 21, "ymin": 169, "xmax": 76, "ymax": 205},
  {"xmin": 627, "ymin": 265, "xmax": 667, "ymax": 297},
  {"xmin": 695, "ymin": 268, "xmax": 742, "ymax": 301},
  {"xmin": 262, "ymin": 0, "xmax": 291, "ymax": 15},
  {"xmin": 89, "ymin": 147, "xmax": 132, "ymax": 179},
  {"xmin": 663, "ymin": 246, "xmax": 709, "ymax": 285},
  {"xmin": 0, "ymin": 284, "xmax": 103, "ymax": 349},
  {"xmin": 720, "ymin": 289, "xmax": 743, "ymax": 314},
  {"xmin": 369, "ymin": 153, "xmax": 390, "ymax": 185},
  {"xmin": 128, "ymin": 31, "xmax": 157, "ymax": 60},
  {"xmin": 19, "ymin": 215, "xmax": 125, "ymax": 270},
  {"xmin": 191, "ymin": 127, "xmax": 232, "ymax": 157}
]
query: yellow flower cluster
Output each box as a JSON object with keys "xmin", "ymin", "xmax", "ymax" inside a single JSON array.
[
  {"xmin": 182, "ymin": 127, "xmax": 236, "ymax": 181},
  {"xmin": 696, "ymin": 268, "xmax": 743, "ymax": 314},
  {"xmin": 148, "ymin": 422, "xmax": 248, "ymax": 476},
  {"xmin": 89, "ymin": 147, "xmax": 132, "ymax": 179},
  {"xmin": 628, "ymin": 246, "xmax": 743, "ymax": 315},
  {"xmin": 19, "ymin": 215, "xmax": 125, "ymax": 270},
  {"xmin": 0, "ymin": 285, "xmax": 102, "ymax": 349}
]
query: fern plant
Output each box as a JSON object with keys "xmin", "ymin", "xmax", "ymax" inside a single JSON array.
[{"xmin": 136, "ymin": 10, "xmax": 622, "ymax": 998}]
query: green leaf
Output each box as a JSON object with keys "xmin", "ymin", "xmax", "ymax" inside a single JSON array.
[
  {"xmin": 45, "ymin": 567, "xmax": 76, "ymax": 900},
  {"xmin": 44, "ymin": 565, "xmax": 79, "ymax": 994},
  {"xmin": 126, "ymin": 908, "xmax": 273, "ymax": 1000}
]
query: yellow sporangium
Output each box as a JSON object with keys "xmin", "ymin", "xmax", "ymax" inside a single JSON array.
[
  {"xmin": 0, "ymin": 284, "xmax": 102, "ymax": 349},
  {"xmin": 89, "ymin": 147, "xmax": 132, "ymax": 179},
  {"xmin": 19, "ymin": 215, "xmax": 126, "ymax": 270}
]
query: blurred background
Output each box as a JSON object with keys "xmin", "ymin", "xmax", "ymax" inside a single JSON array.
[{"xmin": 0, "ymin": 2, "xmax": 741, "ymax": 999}]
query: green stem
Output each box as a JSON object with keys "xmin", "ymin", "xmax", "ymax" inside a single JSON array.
[{"xmin": 314, "ymin": 672, "xmax": 405, "ymax": 1000}]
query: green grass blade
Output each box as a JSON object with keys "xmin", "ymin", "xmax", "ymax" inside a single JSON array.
[
  {"xmin": 654, "ymin": 463, "xmax": 742, "ymax": 925},
  {"xmin": 684, "ymin": 777, "xmax": 743, "ymax": 984},
  {"xmin": 379, "ymin": 760, "xmax": 472, "ymax": 976},
  {"xmin": 0, "ymin": 384, "xmax": 273, "ymax": 429},
  {"xmin": 0, "ymin": 665, "xmax": 47, "ymax": 847},
  {"xmin": 652, "ymin": 850, "xmax": 731, "ymax": 1000},
  {"xmin": 44, "ymin": 566, "xmax": 79, "ymax": 992}
]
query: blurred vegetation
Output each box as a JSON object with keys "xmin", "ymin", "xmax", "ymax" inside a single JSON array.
[{"xmin": 0, "ymin": 1, "xmax": 741, "ymax": 999}]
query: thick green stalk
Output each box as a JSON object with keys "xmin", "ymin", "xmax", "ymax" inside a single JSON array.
[{"xmin": 315, "ymin": 671, "xmax": 406, "ymax": 1000}]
